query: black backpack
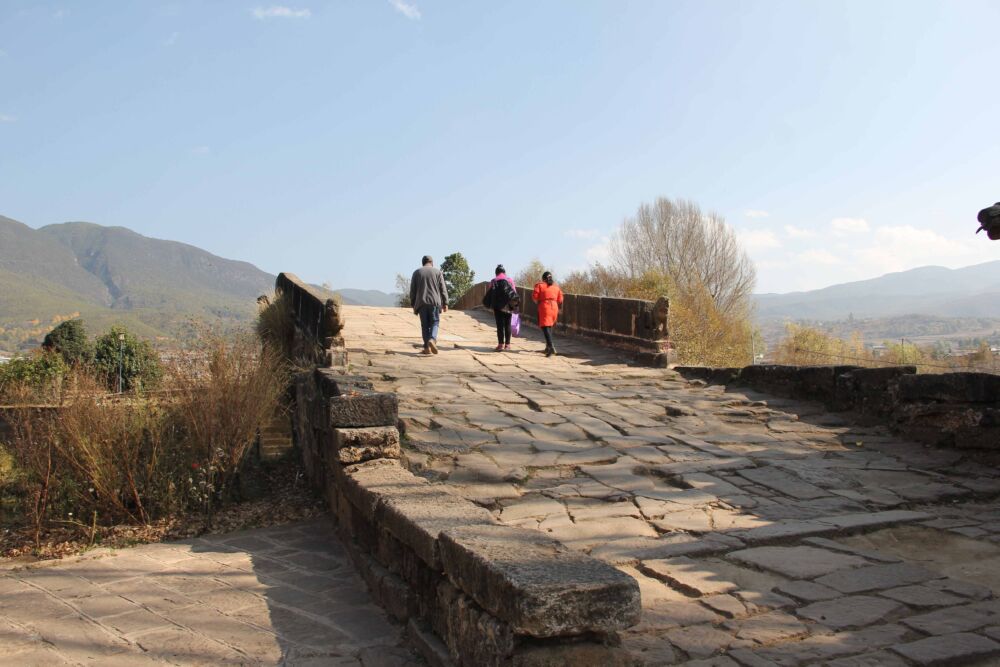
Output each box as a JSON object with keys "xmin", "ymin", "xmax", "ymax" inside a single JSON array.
[{"xmin": 486, "ymin": 278, "xmax": 519, "ymax": 311}]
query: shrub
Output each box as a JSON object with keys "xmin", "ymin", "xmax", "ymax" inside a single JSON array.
[
  {"xmin": 773, "ymin": 324, "xmax": 871, "ymax": 367},
  {"xmin": 0, "ymin": 350, "xmax": 68, "ymax": 402},
  {"xmin": 166, "ymin": 332, "xmax": 288, "ymax": 516},
  {"xmin": 256, "ymin": 289, "xmax": 294, "ymax": 360},
  {"xmin": 93, "ymin": 325, "xmax": 163, "ymax": 392}
]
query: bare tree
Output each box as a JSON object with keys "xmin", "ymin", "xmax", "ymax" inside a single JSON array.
[
  {"xmin": 610, "ymin": 197, "xmax": 756, "ymax": 316},
  {"xmin": 514, "ymin": 258, "xmax": 548, "ymax": 288}
]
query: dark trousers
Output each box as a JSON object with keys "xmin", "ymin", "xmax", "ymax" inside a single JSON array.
[
  {"xmin": 542, "ymin": 326, "xmax": 554, "ymax": 349},
  {"xmin": 493, "ymin": 309, "xmax": 512, "ymax": 345}
]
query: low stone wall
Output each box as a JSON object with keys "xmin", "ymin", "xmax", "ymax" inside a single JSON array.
[
  {"xmin": 453, "ymin": 282, "xmax": 671, "ymax": 366},
  {"xmin": 292, "ymin": 369, "xmax": 641, "ymax": 666},
  {"xmin": 676, "ymin": 364, "xmax": 1000, "ymax": 450},
  {"xmin": 276, "ymin": 272, "xmax": 347, "ymax": 368}
]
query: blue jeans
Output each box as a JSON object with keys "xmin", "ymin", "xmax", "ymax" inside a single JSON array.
[{"xmin": 418, "ymin": 305, "xmax": 440, "ymax": 346}]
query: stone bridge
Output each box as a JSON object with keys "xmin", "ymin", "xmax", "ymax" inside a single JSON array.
[
  {"xmin": 290, "ymin": 289, "xmax": 1000, "ymax": 666},
  {"xmin": 6, "ymin": 275, "xmax": 998, "ymax": 666}
]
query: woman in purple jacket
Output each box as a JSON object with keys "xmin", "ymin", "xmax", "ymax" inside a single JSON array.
[{"xmin": 490, "ymin": 265, "xmax": 517, "ymax": 351}]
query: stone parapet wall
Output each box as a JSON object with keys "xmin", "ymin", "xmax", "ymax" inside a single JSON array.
[
  {"xmin": 676, "ymin": 364, "xmax": 1000, "ymax": 450},
  {"xmin": 276, "ymin": 272, "xmax": 347, "ymax": 368},
  {"xmin": 292, "ymin": 369, "xmax": 641, "ymax": 666},
  {"xmin": 453, "ymin": 281, "xmax": 672, "ymax": 366}
]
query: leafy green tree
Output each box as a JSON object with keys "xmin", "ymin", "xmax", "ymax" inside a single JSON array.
[
  {"xmin": 42, "ymin": 319, "xmax": 93, "ymax": 367},
  {"xmin": 440, "ymin": 252, "xmax": 475, "ymax": 307},
  {"xmin": 93, "ymin": 325, "xmax": 163, "ymax": 392}
]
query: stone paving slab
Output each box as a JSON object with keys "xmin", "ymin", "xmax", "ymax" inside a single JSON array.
[
  {"xmin": 0, "ymin": 518, "xmax": 416, "ymax": 666},
  {"xmin": 341, "ymin": 305, "xmax": 1000, "ymax": 665}
]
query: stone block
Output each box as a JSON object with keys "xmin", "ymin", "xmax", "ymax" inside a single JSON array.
[
  {"xmin": 315, "ymin": 369, "xmax": 373, "ymax": 396},
  {"xmin": 328, "ymin": 392, "xmax": 398, "ymax": 428},
  {"xmin": 378, "ymin": 489, "xmax": 497, "ymax": 570},
  {"xmin": 891, "ymin": 632, "xmax": 1000, "ymax": 666},
  {"xmin": 737, "ymin": 466, "xmax": 828, "ymax": 500},
  {"xmin": 902, "ymin": 600, "xmax": 1000, "ymax": 635},
  {"xmin": 640, "ymin": 557, "xmax": 737, "ymax": 597},
  {"xmin": 336, "ymin": 459, "xmax": 430, "ymax": 521},
  {"xmin": 729, "ymin": 520, "xmax": 837, "ymax": 545},
  {"xmin": 601, "ymin": 298, "xmax": 642, "ymax": 337},
  {"xmin": 573, "ymin": 294, "xmax": 602, "ymax": 332},
  {"xmin": 880, "ymin": 585, "xmax": 964, "ymax": 608},
  {"xmin": 796, "ymin": 596, "xmax": 903, "ymax": 630},
  {"xmin": 896, "ymin": 372, "xmax": 1000, "ymax": 404},
  {"xmin": 776, "ymin": 580, "xmax": 842, "ymax": 602},
  {"xmin": 815, "ymin": 510, "xmax": 931, "ymax": 531},
  {"xmin": 815, "ymin": 563, "xmax": 938, "ymax": 594},
  {"xmin": 729, "ymin": 545, "xmax": 867, "ymax": 579},
  {"xmin": 438, "ymin": 524, "xmax": 641, "ymax": 638},
  {"xmin": 435, "ymin": 579, "xmax": 515, "ymax": 667},
  {"xmin": 333, "ymin": 426, "xmax": 401, "ymax": 464}
]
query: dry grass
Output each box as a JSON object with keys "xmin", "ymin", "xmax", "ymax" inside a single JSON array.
[{"xmin": 0, "ymin": 330, "xmax": 290, "ymax": 552}]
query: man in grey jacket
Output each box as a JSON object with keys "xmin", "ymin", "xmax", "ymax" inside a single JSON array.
[{"xmin": 409, "ymin": 255, "xmax": 449, "ymax": 354}]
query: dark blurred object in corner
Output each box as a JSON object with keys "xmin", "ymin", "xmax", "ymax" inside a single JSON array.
[{"xmin": 978, "ymin": 202, "xmax": 1000, "ymax": 240}]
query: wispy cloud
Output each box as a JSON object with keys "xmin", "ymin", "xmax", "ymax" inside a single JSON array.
[
  {"xmin": 164, "ymin": 32, "xmax": 179, "ymax": 46},
  {"xmin": 744, "ymin": 209, "xmax": 769, "ymax": 219},
  {"xmin": 796, "ymin": 249, "xmax": 841, "ymax": 265},
  {"xmin": 0, "ymin": 114, "xmax": 17, "ymax": 123},
  {"xmin": 783, "ymin": 224, "xmax": 816, "ymax": 239},
  {"xmin": 564, "ymin": 229, "xmax": 602, "ymax": 240},
  {"xmin": 251, "ymin": 6, "xmax": 311, "ymax": 20},
  {"xmin": 831, "ymin": 217, "xmax": 870, "ymax": 234},
  {"xmin": 190, "ymin": 146, "xmax": 210, "ymax": 155},
  {"xmin": 53, "ymin": 8, "xmax": 67, "ymax": 19},
  {"xmin": 584, "ymin": 237, "xmax": 612, "ymax": 264},
  {"xmin": 388, "ymin": 0, "xmax": 421, "ymax": 20},
  {"xmin": 738, "ymin": 229, "xmax": 782, "ymax": 251}
]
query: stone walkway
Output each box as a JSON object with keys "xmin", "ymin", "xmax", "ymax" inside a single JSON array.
[
  {"xmin": 346, "ymin": 305, "xmax": 1000, "ymax": 666},
  {"xmin": 0, "ymin": 519, "xmax": 418, "ymax": 666}
]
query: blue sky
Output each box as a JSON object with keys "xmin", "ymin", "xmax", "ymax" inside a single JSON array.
[{"xmin": 1, "ymin": 1, "xmax": 998, "ymax": 294}]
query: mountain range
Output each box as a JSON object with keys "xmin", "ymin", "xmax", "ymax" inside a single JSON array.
[
  {"xmin": 3, "ymin": 213, "xmax": 997, "ymax": 352},
  {"xmin": 0, "ymin": 215, "xmax": 395, "ymax": 352},
  {"xmin": 753, "ymin": 261, "xmax": 1000, "ymax": 321}
]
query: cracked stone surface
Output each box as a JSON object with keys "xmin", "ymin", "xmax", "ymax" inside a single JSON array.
[
  {"xmin": 0, "ymin": 519, "xmax": 417, "ymax": 666},
  {"xmin": 337, "ymin": 305, "xmax": 1000, "ymax": 664}
]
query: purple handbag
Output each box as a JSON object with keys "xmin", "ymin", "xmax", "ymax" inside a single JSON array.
[{"xmin": 511, "ymin": 313, "xmax": 521, "ymax": 337}]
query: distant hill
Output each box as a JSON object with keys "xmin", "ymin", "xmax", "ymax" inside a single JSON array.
[
  {"xmin": 335, "ymin": 289, "xmax": 398, "ymax": 307},
  {"xmin": 0, "ymin": 216, "xmax": 275, "ymax": 351},
  {"xmin": 0, "ymin": 215, "xmax": 401, "ymax": 353},
  {"xmin": 755, "ymin": 261, "xmax": 1000, "ymax": 320}
]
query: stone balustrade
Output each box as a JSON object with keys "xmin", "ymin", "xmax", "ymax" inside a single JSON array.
[
  {"xmin": 275, "ymin": 272, "xmax": 347, "ymax": 367},
  {"xmin": 453, "ymin": 281, "xmax": 672, "ymax": 366},
  {"xmin": 676, "ymin": 364, "xmax": 1000, "ymax": 450},
  {"xmin": 292, "ymin": 368, "xmax": 642, "ymax": 666}
]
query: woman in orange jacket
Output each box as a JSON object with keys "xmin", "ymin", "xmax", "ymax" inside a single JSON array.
[{"xmin": 532, "ymin": 271, "xmax": 564, "ymax": 356}]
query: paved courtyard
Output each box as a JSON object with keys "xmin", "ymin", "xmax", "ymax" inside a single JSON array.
[
  {"xmin": 346, "ymin": 305, "xmax": 1000, "ymax": 665},
  {"xmin": 0, "ymin": 519, "xmax": 417, "ymax": 666}
]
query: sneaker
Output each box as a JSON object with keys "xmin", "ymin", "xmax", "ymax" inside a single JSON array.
[
  {"xmin": 421, "ymin": 345, "xmax": 432, "ymax": 355},
  {"xmin": 544, "ymin": 348, "xmax": 553, "ymax": 357},
  {"xmin": 428, "ymin": 339, "xmax": 438, "ymax": 354},
  {"xmin": 495, "ymin": 344, "xmax": 504, "ymax": 351},
  {"xmin": 503, "ymin": 344, "xmax": 510, "ymax": 350}
]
